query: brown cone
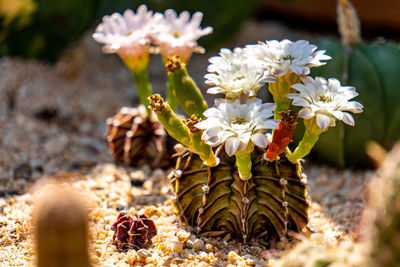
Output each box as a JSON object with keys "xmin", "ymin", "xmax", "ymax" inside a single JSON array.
[{"xmin": 106, "ymin": 106, "xmax": 175, "ymax": 168}]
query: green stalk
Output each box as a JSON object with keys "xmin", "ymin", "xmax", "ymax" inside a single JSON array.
[
  {"xmin": 190, "ymin": 131, "xmax": 218, "ymax": 166},
  {"xmin": 268, "ymin": 73, "xmax": 300, "ymax": 119},
  {"xmin": 286, "ymin": 117, "xmax": 327, "ymax": 162},
  {"xmin": 148, "ymin": 94, "xmax": 192, "ymax": 148},
  {"xmin": 166, "ymin": 56, "xmax": 208, "ymax": 117},
  {"xmin": 132, "ymin": 66, "xmax": 153, "ymax": 116},
  {"xmin": 166, "ymin": 78, "xmax": 179, "ymax": 111},
  {"xmin": 235, "ymin": 144, "xmax": 254, "ymax": 180}
]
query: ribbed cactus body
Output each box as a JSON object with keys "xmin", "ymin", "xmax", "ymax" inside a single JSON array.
[
  {"xmin": 171, "ymin": 148, "xmax": 309, "ymax": 242},
  {"xmin": 106, "ymin": 106, "xmax": 174, "ymax": 168}
]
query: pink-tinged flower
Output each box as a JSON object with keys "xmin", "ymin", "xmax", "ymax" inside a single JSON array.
[
  {"xmin": 286, "ymin": 76, "xmax": 363, "ymax": 130},
  {"xmin": 152, "ymin": 9, "xmax": 213, "ymax": 62},
  {"xmin": 195, "ymin": 98, "xmax": 278, "ymax": 156},
  {"xmin": 92, "ymin": 5, "xmax": 161, "ymax": 69},
  {"xmin": 245, "ymin": 40, "xmax": 331, "ymax": 76}
]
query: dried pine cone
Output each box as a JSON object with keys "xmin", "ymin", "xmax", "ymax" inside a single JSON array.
[
  {"xmin": 111, "ymin": 213, "xmax": 157, "ymax": 250},
  {"xmin": 106, "ymin": 106, "xmax": 174, "ymax": 168}
]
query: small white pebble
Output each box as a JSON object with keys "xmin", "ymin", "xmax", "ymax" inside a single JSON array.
[
  {"xmin": 193, "ymin": 239, "xmax": 205, "ymax": 251},
  {"xmin": 205, "ymin": 243, "xmax": 213, "ymax": 252},
  {"xmin": 137, "ymin": 249, "xmax": 151, "ymax": 259},
  {"xmin": 177, "ymin": 230, "xmax": 191, "ymax": 242},
  {"xmin": 173, "ymin": 241, "xmax": 184, "ymax": 253},
  {"xmin": 227, "ymin": 251, "xmax": 239, "ymax": 263},
  {"xmin": 197, "ymin": 251, "xmax": 209, "ymax": 261},
  {"xmin": 186, "ymin": 240, "xmax": 194, "ymax": 248}
]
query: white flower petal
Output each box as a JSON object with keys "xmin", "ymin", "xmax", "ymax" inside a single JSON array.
[
  {"xmin": 298, "ymin": 108, "xmax": 314, "ymax": 119},
  {"xmin": 245, "ymin": 39, "xmax": 330, "ymax": 77},
  {"xmin": 205, "ymin": 47, "xmax": 268, "ymax": 98},
  {"xmin": 251, "ymin": 133, "xmax": 269, "ymax": 148},
  {"xmin": 342, "ymin": 112, "xmax": 355, "ymax": 126},
  {"xmin": 316, "ymin": 113, "xmax": 332, "ymax": 130},
  {"xmin": 285, "ymin": 76, "xmax": 363, "ymax": 129},
  {"xmin": 198, "ymin": 99, "xmax": 277, "ymax": 154},
  {"xmin": 93, "ymin": 5, "xmax": 156, "ymax": 55},
  {"xmin": 225, "ymin": 137, "xmax": 240, "ymax": 156}
]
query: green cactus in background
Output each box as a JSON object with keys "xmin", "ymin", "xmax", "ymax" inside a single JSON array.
[{"xmin": 305, "ymin": 0, "xmax": 400, "ymax": 168}]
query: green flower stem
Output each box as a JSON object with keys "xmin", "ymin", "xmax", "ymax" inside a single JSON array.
[
  {"xmin": 235, "ymin": 144, "xmax": 255, "ymax": 180},
  {"xmin": 131, "ymin": 66, "xmax": 153, "ymax": 116},
  {"xmin": 269, "ymin": 73, "xmax": 300, "ymax": 119},
  {"xmin": 166, "ymin": 56, "xmax": 208, "ymax": 117},
  {"xmin": 148, "ymin": 94, "xmax": 192, "ymax": 148},
  {"xmin": 287, "ymin": 117, "xmax": 327, "ymax": 163},
  {"xmin": 190, "ymin": 131, "xmax": 218, "ymax": 166},
  {"xmin": 166, "ymin": 78, "xmax": 179, "ymax": 111}
]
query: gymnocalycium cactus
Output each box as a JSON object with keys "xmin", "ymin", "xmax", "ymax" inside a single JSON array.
[
  {"xmin": 147, "ymin": 39, "xmax": 362, "ymax": 242},
  {"xmin": 95, "ymin": 5, "xmax": 364, "ymax": 243}
]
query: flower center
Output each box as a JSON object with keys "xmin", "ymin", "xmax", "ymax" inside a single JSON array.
[
  {"xmin": 281, "ymin": 55, "xmax": 295, "ymax": 61},
  {"xmin": 233, "ymin": 75, "xmax": 246, "ymax": 81},
  {"xmin": 316, "ymin": 94, "xmax": 332, "ymax": 103},
  {"xmin": 231, "ymin": 117, "xmax": 247, "ymax": 125},
  {"xmin": 125, "ymin": 29, "xmax": 135, "ymax": 36},
  {"xmin": 173, "ymin": 31, "xmax": 182, "ymax": 38}
]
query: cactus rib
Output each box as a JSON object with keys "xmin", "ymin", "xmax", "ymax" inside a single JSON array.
[{"xmin": 171, "ymin": 148, "xmax": 309, "ymax": 242}]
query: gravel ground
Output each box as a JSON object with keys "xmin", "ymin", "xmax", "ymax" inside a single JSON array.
[{"xmin": 0, "ymin": 20, "xmax": 373, "ymax": 266}]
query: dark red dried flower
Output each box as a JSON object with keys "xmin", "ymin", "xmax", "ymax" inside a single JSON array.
[
  {"xmin": 266, "ymin": 110, "xmax": 298, "ymax": 161},
  {"xmin": 111, "ymin": 212, "xmax": 157, "ymax": 250}
]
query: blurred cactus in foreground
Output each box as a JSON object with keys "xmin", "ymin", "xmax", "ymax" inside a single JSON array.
[
  {"xmin": 33, "ymin": 184, "xmax": 91, "ymax": 267},
  {"xmin": 365, "ymin": 143, "xmax": 400, "ymax": 266}
]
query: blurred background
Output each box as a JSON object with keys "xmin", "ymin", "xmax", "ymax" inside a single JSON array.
[
  {"xmin": 0, "ymin": 0, "xmax": 399, "ymax": 190},
  {"xmin": 1, "ymin": 0, "xmax": 399, "ymax": 61}
]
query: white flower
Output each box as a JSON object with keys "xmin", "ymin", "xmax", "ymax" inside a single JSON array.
[
  {"xmin": 205, "ymin": 48, "xmax": 276, "ymax": 98},
  {"xmin": 152, "ymin": 9, "xmax": 213, "ymax": 62},
  {"xmin": 245, "ymin": 39, "xmax": 331, "ymax": 76},
  {"xmin": 286, "ymin": 76, "xmax": 363, "ymax": 130},
  {"xmin": 92, "ymin": 5, "xmax": 161, "ymax": 55},
  {"xmin": 195, "ymin": 99, "xmax": 278, "ymax": 156}
]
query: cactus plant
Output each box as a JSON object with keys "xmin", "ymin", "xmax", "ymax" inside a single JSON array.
[
  {"xmin": 365, "ymin": 143, "xmax": 400, "ymax": 266},
  {"xmin": 111, "ymin": 212, "xmax": 157, "ymax": 250},
  {"xmin": 33, "ymin": 184, "xmax": 91, "ymax": 267},
  {"xmin": 94, "ymin": 5, "xmax": 363, "ymax": 243},
  {"xmin": 147, "ymin": 38, "xmax": 363, "ymax": 242},
  {"xmin": 304, "ymin": 0, "xmax": 400, "ymax": 168},
  {"xmin": 170, "ymin": 148, "xmax": 309, "ymax": 242},
  {"xmin": 106, "ymin": 106, "xmax": 175, "ymax": 168}
]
